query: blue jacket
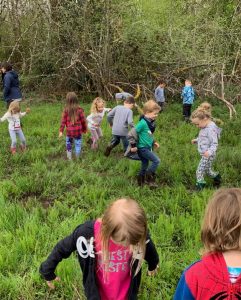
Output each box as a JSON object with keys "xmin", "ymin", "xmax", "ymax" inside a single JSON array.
[
  {"xmin": 2, "ymin": 70, "xmax": 22, "ymax": 102},
  {"xmin": 181, "ymin": 86, "xmax": 195, "ymax": 104}
]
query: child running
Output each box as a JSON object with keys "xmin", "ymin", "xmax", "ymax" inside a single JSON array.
[
  {"xmin": 181, "ymin": 79, "xmax": 195, "ymax": 122},
  {"xmin": 135, "ymin": 100, "xmax": 161, "ymax": 187},
  {"xmin": 104, "ymin": 96, "xmax": 135, "ymax": 156},
  {"xmin": 59, "ymin": 92, "xmax": 87, "ymax": 160},
  {"xmin": 87, "ymin": 97, "xmax": 111, "ymax": 149},
  {"xmin": 174, "ymin": 188, "xmax": 241, "ymax": 299},
  {"xmin": 0, "ymin": 101, "xmax": 30, "ymax": 154},
  {"xmin": 191, "ymin": 108, "xmax": 221, "ymax": 190},
  {"xmin": 39, "ymin": 198, "xmax": 159, "ymax": 299}
]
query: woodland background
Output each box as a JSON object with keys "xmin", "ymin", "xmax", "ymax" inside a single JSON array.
[{"xmin": 0, "ymin": 0, "xmax": 241, "ymax": 104}]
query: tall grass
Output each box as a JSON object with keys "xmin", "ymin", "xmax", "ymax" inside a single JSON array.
[{"xmin": 0, "ymin": 98, "xmax": 240, "ymax": 299}]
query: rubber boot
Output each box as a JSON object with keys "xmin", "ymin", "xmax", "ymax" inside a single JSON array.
[
  {"xmin": 20, "ymin": 144, "xmax": 26, "ymax": 152},
  {"xmin": 213, "ymin": 174, "xmax": 221, "ymax": 188},
  {"xmin": 10, "ymin": 147, "xmax": 16, "ymax": 155},
  {"xmin": 137, "ymin": 175, "xmax": 145, "ymax": 187},
  {"xmin": 146, "ymin": 172, "xmax": 158, "ymax": 188},
  {"xmin": 104, "ymin": 145, "xmax": 114, "ymax": 157},
  {"xmin": 196, "ymin": 181, "xmax": 206, "ymax": 191}
]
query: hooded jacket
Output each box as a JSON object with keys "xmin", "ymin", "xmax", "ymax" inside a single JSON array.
[
  {"xmin": 196, "ymin": 121, "xmax": 222, "ymax": 156},
  {"xmin": 39, "ymin": 220, "xmax": 159, "ymax": 300},
  {"xmin": 2, "ymin": 70, "xmax": 22, "ymax": 102},
  {"xmin": 174, "ymin": 252, "xmax": 241, "ymax": 300}
]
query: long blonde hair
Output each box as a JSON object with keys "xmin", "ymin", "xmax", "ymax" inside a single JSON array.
[
  {"xmin": 201, "ymin": 188, "xmax": 241, "ymax": 254},
  {"xmin": 100, "ymin": 198, "xmax": 147, "ymax": 278},
  {"xmin": 65, "ymin": 92, "xmax": 80, "ymax": 123},
  {"xmin": 8, "ymin": 101, "xmax": 20, "ymax": 114},
  {"xmin": 90, "ymin": 97, "xmax": 105, "ymax": 114}
]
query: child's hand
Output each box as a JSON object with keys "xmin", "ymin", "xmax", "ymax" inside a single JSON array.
[
  {"xmin": 26, "ymin": 107, "xmax": 31, "ymax": 113},
  {"xmin": 130, "ymin": 147, "xmax": 137, "ymax": 153},
  {"xmin": 46, "ymin": 276, "xmax": 61, "ymax": 290},
  {"xmin": 154, "ymin": 142, "xmax": 159, "ymax": 149},
  {"xmin": 203, "ymin": 151, "xmax": 209, "ymax": 158},
  {"xmin": 59, "ymin": 132, "xmax": 63, "ymax": 138},
  {"xmin": 148, "ymin": 265, "xmax": 159, "ymax": 276},
  {"xmin": 191, "ymin": 139, "xmax": 197, "ymax": 144}
]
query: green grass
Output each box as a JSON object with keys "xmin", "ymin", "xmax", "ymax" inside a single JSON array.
[{"xmin": 0, "ymin": 98, "xmax": 241, "ymax": 299}]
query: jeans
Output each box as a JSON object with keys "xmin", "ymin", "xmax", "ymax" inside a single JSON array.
[
  {"xmin": 138, "ymin": 147, "xmax": 160, "ymax": 175},
  {"xmin": 183, "ymin": 104, "xmax": 192, "ymax": 118},
  {"xmin": 66, "ymin": 136, "xmax": 82, "ymax": 157},
  {"xmin": 110, "ymin": 135, "xmax": 129, "ymax": 151},
  {"xmin": 9, "ymin": 129, "xmax": 26, "ymax": 148}
]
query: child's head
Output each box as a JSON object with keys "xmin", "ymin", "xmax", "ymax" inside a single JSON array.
[
  {"xmin": 123, "ymin": 96, "xmax": 135, "ymax": 109},
  {"xmin": 8, "ymin": 101, "xmax": 20, "ymax": 114},
  {"xmin": 199, "ymin": 102, "xmax": 212, "ymax": 112},
  {"xmin": 185, "ymin": 79, "xmax": 192, "ymax": 86},
  {"xmin": 191, "ymin": 108, "xmax": 211, "ymax": 128},
  {"xmin": 143, "ymin": 100, "xmax": 161, "ymax": 120},
  {"xmin": 158, "ymin": 79, "xmax": 166, "ymax": 88},
  {"xmin": 1, "ymin": 62, "xmax": 12, "ymax": 73},
  {"xmin": 101, "ymin": 198, "xmax": 147, "ymax": 274},
  {"xmin": 201, "ymin": 188, "xmax": 241, "ymax": 254},
  {"xmin": 90, "ymin": 97, "xmax": 105, "ymax": 114},
  {"xmin": 65, "ymin": 92, "xmax": 79, "ymax": 123}
]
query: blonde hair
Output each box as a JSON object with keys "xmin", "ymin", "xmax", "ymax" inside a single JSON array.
[
  {"xmin": 65, "ymin": 92, "xmax": 79, "ymax": 123},
  {"xmin": 143, "ymin": 100, "xmax": 161, "ymax": 114},
  {"xmin": 8, "ymin": 101, "xmax": 20, "ymax": 114},
  {"xmin": 100, "ymin": 198, "xmax": 147, "ymax": 278},
  {"xmin": 90, "ymin": 97, "xmax": 105, "ymax": 114},
  {"xmin": 198, "ymin": 102, "xmax": 212, "ymax": 112},
  {"xmin": 191, "ymin": 108, "xmax": 211, "ymax": 120},
  {"xmin": 201, "ymin": 188, "xmax": 241, "ymax": 254}
]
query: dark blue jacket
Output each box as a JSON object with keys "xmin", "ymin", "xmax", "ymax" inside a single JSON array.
[{"xmin": 2, "ymin": 70, "xmax": 22, "ymax": 102}]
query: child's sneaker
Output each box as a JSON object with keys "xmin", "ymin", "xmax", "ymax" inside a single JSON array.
[
  {"xmin": 195, "ymin": 181, "xmax": 206, "ymax": 191},
  {"xmin": 10, "ymin": 147, "xmax": 16, "ymax": 155},
  {"xmin": 213, "ymin": 174, "xmax": 221, "ymax": 188}
]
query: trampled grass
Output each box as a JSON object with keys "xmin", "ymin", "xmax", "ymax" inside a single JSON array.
[{"xmin": 0, "ymin": 98, "xmax": 240, "ymax": 299}]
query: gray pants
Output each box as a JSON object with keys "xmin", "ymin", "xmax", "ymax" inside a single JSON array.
[
  {"xmin": 196, "ymin": 155, "xmax": 218, "ymax": 182},
  {"xmin": 9, "ymin": 129, "xmax": 26, "ymax": 148},
  {"xmin": 90, "ymin": 127, "xmax": 102, "ymax": 149}
]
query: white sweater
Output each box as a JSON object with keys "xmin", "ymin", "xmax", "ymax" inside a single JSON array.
[
  {"xmin": 87, "ymin": 108, "xmax": 111, "ymax": 130},
  {"xmin": 0, "ymin": 111, "xmax": 26, "ymax": 130}
]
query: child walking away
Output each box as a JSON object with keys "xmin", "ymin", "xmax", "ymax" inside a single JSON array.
[
  {"xmin": 191, "ymin": 108, "xmax": 222, "ymax": 190},
  {"xmin": 104, "ymin": 96, "xmax": 135, "ymax": 157},
  {"xmin": 135, "ymin": 100, "xmax": 161, "ymax": 187},
  {"xmin": 0, "ymin": 101, "xmax": 30, "ymax": 154},
  {"xmin": 87, "ymin": 97, "xmax": 111, "ymax": 149},
  {"xmin": 174, "ymin": 188, "xmax": 241, "ymax": 300},
  {"xmin": 154, "ymin": 80, "xmax": 166, "ymax": 110},
  {"xmin": 181, "ymin": 79, "xmax": 195, "ymax": 122},
  {"xmin": 59, "ymin": 92, "xmax": 87, "ymax": 160},
  {"xmin": 39, "ymin": 198, "xmax": 159, "ymax": 299}
]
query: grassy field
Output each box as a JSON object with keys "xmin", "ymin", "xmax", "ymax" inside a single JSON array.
[{"xmin": 0, "ymin": 97, "xmax": 241, "ymax": 300}]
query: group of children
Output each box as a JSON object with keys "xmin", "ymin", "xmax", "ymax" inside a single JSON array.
[
  {"xmin": 39, "ymin": 188, "xmax": 241, "ymax": 299},
  {"xmin": 1, "ymin": 74, "xmax": 241, "ymax": 299}
]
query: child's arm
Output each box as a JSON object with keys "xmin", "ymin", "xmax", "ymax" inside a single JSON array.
[
  {"xmin": 104, "ymin": 108, "xmax": 112, "ymax": 113},
  {"xmin": 127, "ymin": 110, "xmax": 134, "ymax": 128},
  {"xmin": 0, "ymin": 112, "xmax": 9, "ymax": 122},
  {"xmin": 20, "ymin": 107, "xmax": 31, "ymax": 117},
  {"xmin": 204, "ymin": 130, "xmax": 218, "ymax": 157},
  {"xmin": 59, "ymin": 111, "xmax": 67, "ymax": 136},
  {"xmin": 107, "ymin": 107, "xmax": 117, "ymax": 126},
  {"xmin": 79, "ymin": 109, "xmax": 87, "ymax": 133},
  {"xmin": 144, "ymin": 232, "xmax": 159, "ymax": 274}
]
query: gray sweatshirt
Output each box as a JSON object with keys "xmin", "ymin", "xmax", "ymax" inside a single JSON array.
[
  {"xmin": 195, "ymin": 121, "xmax": 221, "ymax": 156},
  {"xmin": 107, "ymin": 105, "xmax": 134, "ymax": 136}
]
